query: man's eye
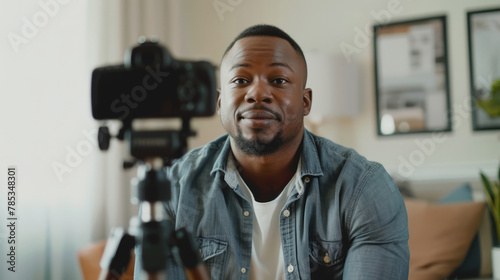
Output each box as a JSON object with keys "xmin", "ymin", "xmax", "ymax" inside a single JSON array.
[
  {"xmin": 273, "ymin": 78, "xmax": 287, "ymax": 84},
  {"xmin": 233, "ymin": 78, "xmax": 248, "ymax": 84}
]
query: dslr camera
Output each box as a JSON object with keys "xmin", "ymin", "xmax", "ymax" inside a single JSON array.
[{"xmin": 91, "ymin": 39, "xmax": 217, "ymax": 121}]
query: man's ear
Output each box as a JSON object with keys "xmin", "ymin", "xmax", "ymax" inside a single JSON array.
[
  {"xmin": 303, "ymin": 88, "xmax": 312, "ymax": 116},
  {"xmin": 216, "ymin": 88, "xmax": 221, "ymax": 115}
]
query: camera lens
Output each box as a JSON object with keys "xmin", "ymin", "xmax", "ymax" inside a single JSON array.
[{"xmin": 178, "ymin": 81, "xmax": 197, "ymax": 102}]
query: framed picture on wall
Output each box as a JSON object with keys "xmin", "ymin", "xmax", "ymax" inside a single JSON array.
[
  {"xmin": 468, "ymin": 8, "xmax": 500, "ymax": 131},
  {"xmin": 373, "ymin": 16, "xmax": 452, "ymax": 136}
]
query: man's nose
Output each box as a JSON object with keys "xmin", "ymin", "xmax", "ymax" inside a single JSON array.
[{"xmin": 245, "ymin": 80, "xmax": 272, "ymax": 104}]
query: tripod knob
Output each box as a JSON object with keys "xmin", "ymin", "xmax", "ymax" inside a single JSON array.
[
  {"xmin": 98, "ymin": 126, "xmax": 111, "ymax": 151},
  {"xmin": 123, "ymin": 160, "xmax": 137, "ymax": 169}
]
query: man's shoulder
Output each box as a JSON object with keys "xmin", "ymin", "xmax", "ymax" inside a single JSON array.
[
  {"xmin": 304, "ymin": 131, "xmax": 388, "ymax": 185},
  {"xmin": 306, "ymin": 131, "xmax": 378, "ymax": 169},
  {"xmin": 306, "ymin": 132, "xmax": 398, "ymax": 205}
]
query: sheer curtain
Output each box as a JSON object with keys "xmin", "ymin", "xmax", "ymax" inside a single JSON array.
[
  {"xmin": 0, "ymin": 1, "xmax": 183, "ymax": 280},
  {"xmin": 0, "ymin": 1, "xmax": 184, "ymax": 278}
]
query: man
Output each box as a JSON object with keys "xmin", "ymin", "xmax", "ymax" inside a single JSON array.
[{"xmin": 135, "ymin": 24, "xmax": 409, "ymax": 279}]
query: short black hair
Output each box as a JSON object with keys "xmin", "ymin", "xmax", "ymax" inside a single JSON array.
[{"xmin": 223, "ymin": 24, "xmax": 305, "ymax": 61}]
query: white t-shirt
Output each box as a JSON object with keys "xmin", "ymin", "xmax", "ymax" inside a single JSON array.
[{"xmin": 229, "ymin": 155, "xmax": 301, "ymax": 280}]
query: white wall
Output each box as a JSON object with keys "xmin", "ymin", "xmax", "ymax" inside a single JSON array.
[
  {"xmin": 175, "ymin": 0, "xmax": 500, "ymax": 182},
  {"xmin": 0, "ymin": 1, "xmax": 95, "ymax": 279}
]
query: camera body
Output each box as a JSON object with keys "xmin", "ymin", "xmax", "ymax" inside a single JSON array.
[{"xmin": 92, "ymin": 41, "xmax": 217, "ymax": 121}]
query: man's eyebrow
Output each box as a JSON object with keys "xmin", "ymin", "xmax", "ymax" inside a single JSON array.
[
  {"xmin": 229, "ymin": 62, "xmax": 295, "ymax": 73},
  {"xmin": 270, "ymin": 62, "xmax": 294, "ymax": 73},
  {"xmin": 230, "ymin": 63, "xmax": 250, "ymax": 71}
]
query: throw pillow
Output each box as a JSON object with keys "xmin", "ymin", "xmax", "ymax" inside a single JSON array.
[{"xmin": 405, "ymin": 198, "xmax": 485, "ymax": 280}]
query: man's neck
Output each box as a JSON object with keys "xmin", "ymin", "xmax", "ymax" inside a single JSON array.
[{"xmin": 231, "ymin": 139, "xmax": 302, "ymax": 202}]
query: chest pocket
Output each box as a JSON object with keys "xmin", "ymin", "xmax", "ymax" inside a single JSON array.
[
  {"xmin": 309, "ymin": 239, "xmax": 345, "ymax": 279},
  {"xmin": 198, "ymin": 237, "xmax": 228, "ymax": 278}
]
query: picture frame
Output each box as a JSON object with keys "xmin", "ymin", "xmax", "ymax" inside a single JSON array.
[
  {"xmin": 467, "ymin": 8, "xmax": 500, "ymax": 131},
  {"xmin": 373, "ymin": 16, "xmax": 452, "ymax": 136}
]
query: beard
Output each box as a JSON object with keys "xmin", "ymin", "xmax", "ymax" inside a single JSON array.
[{"xmin": 232, "ymin": 127, "xmax": 284, "ymax": 156}]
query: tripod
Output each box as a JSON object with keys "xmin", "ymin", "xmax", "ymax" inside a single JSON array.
[{"xmin": 96, "ymin": 119, "xmax": 210, "ymax": 280}]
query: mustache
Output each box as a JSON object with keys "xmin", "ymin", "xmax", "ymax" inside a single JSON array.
[{"xmin": 238, "ymin": 106, "xmax": 282, "ymax": 121}]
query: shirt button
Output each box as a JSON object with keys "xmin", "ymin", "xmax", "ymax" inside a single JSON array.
[
  {"xmin": 283, "ymin": 209, "xmax": 290, "ymax": 217},
  {"xmin": 241, "ymin": 267, "xmax": 247, "ymax": 274},
  {"xmin": 287, "ymin": 264, "xmax": 294, "ymax": 273},
  {"xmin": 324, "ymin": 253, "xmax": 331, "ymax": 264},
  {"xmin": 243, "ymin": 211, "xmax": 250, "ymax": 217},
  {"xmin": 304, "ymin": 177, "xmax": 310, "ymax": 183}
]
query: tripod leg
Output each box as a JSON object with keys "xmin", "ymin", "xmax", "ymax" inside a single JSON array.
[
  {"xmin": 173, "ymin": 228, "xmax": 211, "ymax": 280},
  {"xmin": 99, "ymin": 228, "xmax": 135, "ymax": 280}
]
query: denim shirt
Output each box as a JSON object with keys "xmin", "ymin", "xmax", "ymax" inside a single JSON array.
[{"xmin": 134, "ymin": 130, "xmax": 409, "ymax": 280}]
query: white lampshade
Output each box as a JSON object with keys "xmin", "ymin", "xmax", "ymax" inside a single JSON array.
[{"xmin": 304, "ymin": 51, "xmax": 359, "ymax": 123}]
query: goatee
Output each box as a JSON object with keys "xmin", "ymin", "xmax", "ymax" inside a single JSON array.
[{"xmin": 233, "ymin": 128, "xmax": 283, "ymax": 156}]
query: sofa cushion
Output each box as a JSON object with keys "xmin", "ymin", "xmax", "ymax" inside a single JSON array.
[{"xmin": 405, "ymin": 198, "xmax": 485, "ymax": 280}]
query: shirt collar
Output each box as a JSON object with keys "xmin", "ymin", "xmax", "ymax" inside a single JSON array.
[
  {"xmin": 299, "ymin": 129, "xmax": 324, "ymax": 178},
  {"xmin": 210, "ymin": 135, "xmax": 232, "ymax": 177}
]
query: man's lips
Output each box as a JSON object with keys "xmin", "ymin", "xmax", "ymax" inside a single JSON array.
[
  {"xmin": 238, "ymin": 109, "xmax": 280, "ymax": 128},
  {"xmin": 240, "ymin": 110, "xmax": 278, "ymax": 120}
]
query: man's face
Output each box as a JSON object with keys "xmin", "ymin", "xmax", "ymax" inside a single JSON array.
[{"xmin": 218, "ymin": 36, "xmax": 311, "ymax": 156}]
